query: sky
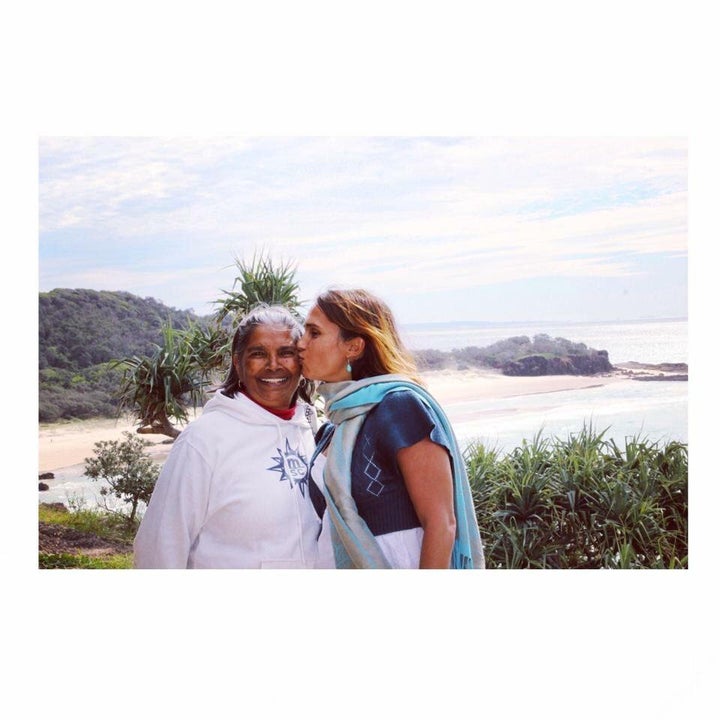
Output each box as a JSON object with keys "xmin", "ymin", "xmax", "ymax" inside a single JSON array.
[{"xmin": 38, "ymin": 135, "xmax": 687, "ymax": 325}]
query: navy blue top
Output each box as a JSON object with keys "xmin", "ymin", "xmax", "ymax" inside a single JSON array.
[{"xmin": 310, "ymin": 390, "xmax": 452, "ymax": 536}]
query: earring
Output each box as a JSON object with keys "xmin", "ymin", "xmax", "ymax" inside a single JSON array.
[{"xmin": 346, "ymin": 361, "xmax": 352, "ymax": 374}]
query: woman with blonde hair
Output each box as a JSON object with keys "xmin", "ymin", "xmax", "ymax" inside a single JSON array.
[{"xmin": 298, "ymin": 288, "xmax": 484, "ymax": 569}]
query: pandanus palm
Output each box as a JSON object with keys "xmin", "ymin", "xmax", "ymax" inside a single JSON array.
[
  {"xmin": 213, "ymin": 252, "xmax": 303, "ymax": 326},
  {"xmin": 113, "ymin": 253, "xmax": 303, "ymax": 438},
  {"xmin": 112, "ymin": 322, "xmax": 218, "ymax": 438}
]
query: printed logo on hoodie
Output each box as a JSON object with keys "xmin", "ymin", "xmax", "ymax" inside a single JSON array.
[{"xmin": 268, "ymin": 439, "xmax": 309, "ymax": 496}]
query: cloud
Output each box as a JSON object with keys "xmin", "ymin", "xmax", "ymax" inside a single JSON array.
[{"xmin": 38, "ymin": 136, "xmax": 687, "ymax": 320}]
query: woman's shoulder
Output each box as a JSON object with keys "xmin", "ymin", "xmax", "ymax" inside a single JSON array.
[
  {"xmin": 376, "ymin": 388, "xmax": 430, "ymax": 416},
  {"xmin": 367, "ymin": 389, "xmax": 435, "ymax": 436},
  {"xmin": 368, "ymin": 387, "xmax": 451, "ymax": 453}
]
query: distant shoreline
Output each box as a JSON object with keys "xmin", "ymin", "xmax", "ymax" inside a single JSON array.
[
  {"xmin": 401, "ymin": 316, "xmax": 688, "ymax": 330},
  {"xmin": 38, "ymin": 364, "xmax": 684, "ymax": 474}
]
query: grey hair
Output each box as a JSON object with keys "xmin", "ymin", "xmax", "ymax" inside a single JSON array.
[{"xmin": 220, "ymin": 304, "xmax": 314, "ymax": 403}]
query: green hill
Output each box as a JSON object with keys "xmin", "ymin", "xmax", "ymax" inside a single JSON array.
[
  {"xmin": 39, "ymin": 289, "xmax": 207, "ymax": 422},
  {"xmin": 38, "ymin": 288, "xmax": 619, "ymax": 423}
]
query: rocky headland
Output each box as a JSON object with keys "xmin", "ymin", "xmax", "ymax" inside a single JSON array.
[
  {"xmin": 412, "ymin": 335, "xmax": 687, "ymax": 381},
  {"xmin": 501, "ymin": 350, "xmax": 613, "ymax": 376}
]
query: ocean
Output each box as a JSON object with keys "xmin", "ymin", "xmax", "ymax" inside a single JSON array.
[
  {"xmin": 403, "ymin": 317, "xmax": 688, "ymax": 453},
  {"xmin": 39, "ymin": 318, "xmax": 688, "ymax": 509},
  {"xmin": 400, "ymin": 317, "xmax": 688, "ymax": 365}
]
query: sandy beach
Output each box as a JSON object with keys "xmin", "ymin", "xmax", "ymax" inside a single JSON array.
[{"xmin": 38, "ymin": 369, "xmax": 633, "ymax": 474}]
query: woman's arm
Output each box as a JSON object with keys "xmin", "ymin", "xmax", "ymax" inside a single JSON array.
[
  {"xmin": 397, "ymin": 437, "xmax": 456, "ymax": 569},
  {"xmin": 133, "ymin": 439, "xmax": 210, "ymax": 568}
]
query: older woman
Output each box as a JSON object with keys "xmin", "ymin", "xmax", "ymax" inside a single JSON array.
[
  {"xmin": 134, "ymin": 304, "xmax": 327, "ymax": 569},
  {"xmin": 298, "ymin": 288, "xmax": 484, "ymax": 569}
]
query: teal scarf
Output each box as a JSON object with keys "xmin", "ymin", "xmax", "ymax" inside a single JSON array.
[{"xmin": 317, "ymin": 375, "xmax": 485, "ymax": 569}]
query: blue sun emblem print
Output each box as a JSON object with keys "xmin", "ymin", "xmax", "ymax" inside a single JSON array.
[{"xmin": 268, "ymin": 439, "xmax": 309, "ymax": 496}]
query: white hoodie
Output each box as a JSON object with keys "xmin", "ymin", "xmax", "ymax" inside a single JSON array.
[{"xmin": 134, "ymin": 391, "xmax": 324, "ymax": 569}]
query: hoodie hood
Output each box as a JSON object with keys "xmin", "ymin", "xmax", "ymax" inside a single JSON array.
[{"xmin": 201, "ymin": 389, "xmax": 315, "ymax": 430}]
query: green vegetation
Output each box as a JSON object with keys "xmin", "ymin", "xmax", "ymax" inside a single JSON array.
[
  {"xmin": 109, "ymin": 253, "xmax": 302, "ymax": 437},
  {"xmin": 39, "ymin": 552, "xmax": 134, "ymax": 569},
  {"xmin": 40, "ymin": 426, "xmax": 687, "ymax": 570},
  {"xmin": 38, "ymin": 503, "xmax": 137, "ymax": 569},
  {"xmin": 466, "ymin": 426, "xmax": 688, "ymax": 569},
  {"xmin": 39, "ymin": 502, "xmax": 138, "ymax": 539},
  {"xmin": 83, "ymin": 432, "xmax": 160, "ymax": 523},
  {"xmin": 39, "ymin": 441, "xmax": 149, "ymax": 568},
  {"xmin": 213, "ymin": 252, "xmax": 303, "ymax": 324},
  {"xmin": 112, "ymin": 321, "xmax": 226, "ymax": 437},
  {"xmin": 39, "ymin": 277, "xmax": 610, "ymax": 424},
  {"xmin": 39, "ymin": 289, "xmax": 206, "ymax": 422},
  {"xmin": 39, "ymin": 253, "xmax": 688, "ymax": 570}
]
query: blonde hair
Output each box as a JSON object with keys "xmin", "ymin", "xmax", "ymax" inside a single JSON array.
[{"xmin": 316, "ymin": 288, "xmax": 424, "ymax": 385}]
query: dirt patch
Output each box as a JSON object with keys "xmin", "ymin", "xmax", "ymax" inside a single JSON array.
[{"xmin": 39, "ymin": 522, "xmax": 133, "ymax": 557}]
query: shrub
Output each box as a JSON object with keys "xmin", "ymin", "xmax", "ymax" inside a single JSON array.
[
  {"xmin": 465, "ymin": 426, "xmax": 688, "ymax": 569},
  {"xmin": 83, "ymin": 432, "xmax": 160, "ymax": 524}
]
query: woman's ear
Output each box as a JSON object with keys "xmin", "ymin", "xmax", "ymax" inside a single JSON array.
[{"xmin": 345, "ymin": 336, "xmax": 365, "ymax": 362}]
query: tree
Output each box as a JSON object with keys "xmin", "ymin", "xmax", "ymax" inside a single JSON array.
[
  {"xmin": 84, "ymin": 431, "xmax": 160, "ymax": 525},
  {"xmin": 112, "ymin": 252, "xmax": 303, "ymax": 438},
  {"xmin": 112, "ymin": 321, "xmax": 221, "ymax": 438},
  {"xmin": 213, "ymin": 252, "xmax": 303, "ymax": 325}
]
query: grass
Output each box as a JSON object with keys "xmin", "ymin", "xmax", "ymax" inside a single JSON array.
[
  {"xmin": 39, "ymin": 552, "xmax": 134, "ymax": 569},
  {"xmin": 39, "ymin": 503, "xmax": 138, "ymax": 569},
  {"xmin": 39, "ymin": 503, "xmax": 138, "ymax": 543}
]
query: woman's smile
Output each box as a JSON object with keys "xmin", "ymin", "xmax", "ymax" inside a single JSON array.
[{"xmin": 258, "ymin": 376, "xmax": 290, "ymax": 384}]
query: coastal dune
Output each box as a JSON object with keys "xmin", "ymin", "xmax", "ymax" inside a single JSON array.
[{"xmin": 38, "ymin": 369, "xmax": 634, "ymax": 474}]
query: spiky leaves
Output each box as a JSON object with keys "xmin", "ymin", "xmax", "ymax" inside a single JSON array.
[
  {"xmin": 213, "ymin": 252, "xmax": 303, "ymax": 326},
  {"xmin": 466, "ymin": 425, "xmax": 688, "ymax": 569},
  {"xmin": 112, "ymin": 321, "xmax": 216, "ymax": 438}
]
